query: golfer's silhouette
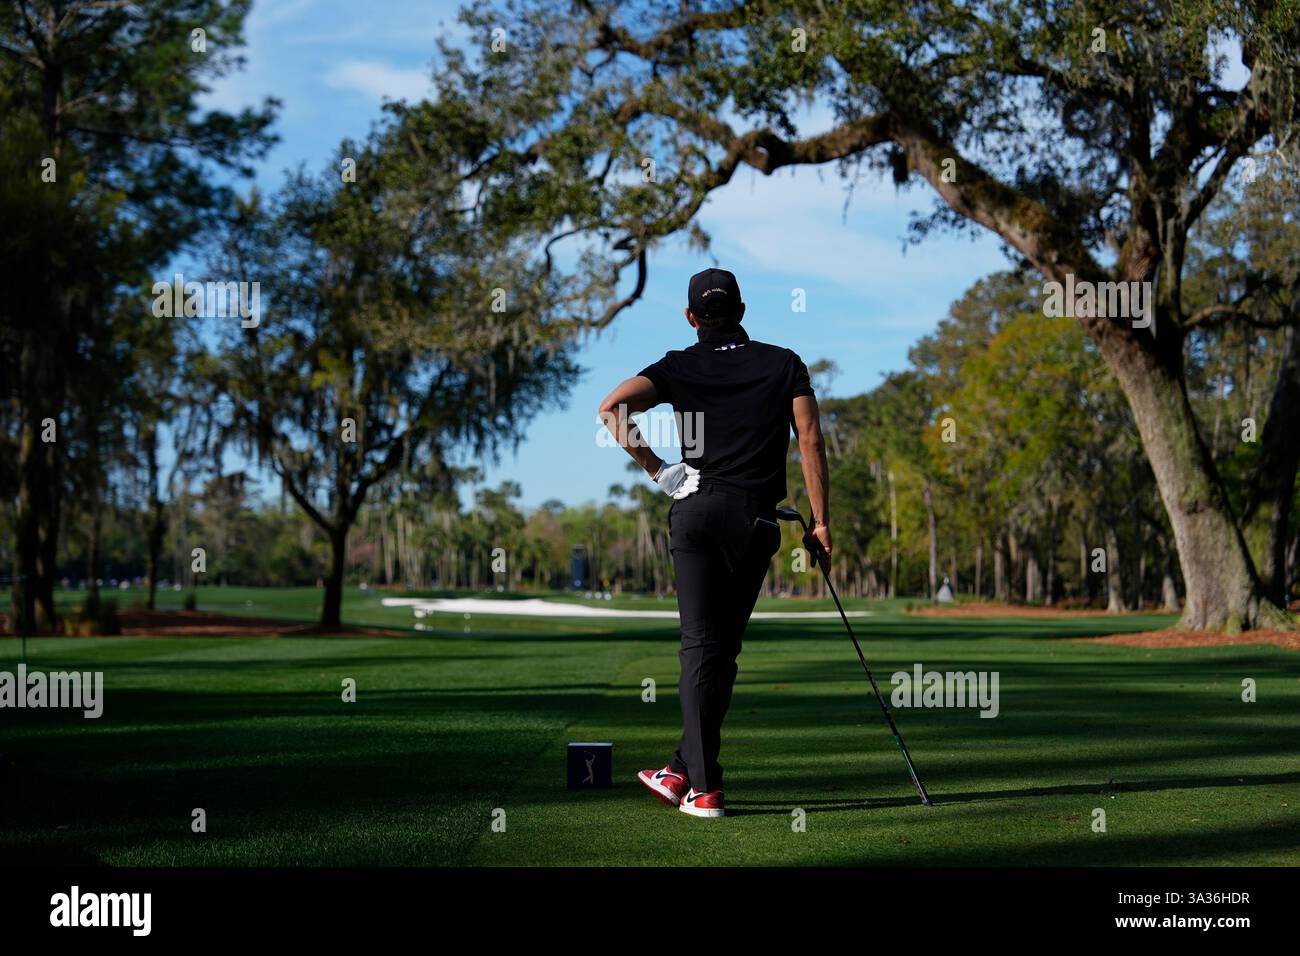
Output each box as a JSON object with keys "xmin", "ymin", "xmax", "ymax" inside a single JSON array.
[
  {"xmin": 600, "ymin": 267, "xmax": 828, "ymax": 816},
  {"xmin": 582, "ymin": 751, "xmax": 595, "ymax": 785}
]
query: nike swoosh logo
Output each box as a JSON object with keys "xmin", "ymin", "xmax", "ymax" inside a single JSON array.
[
  {"xmin": 655, "ymin": 771, "xmax": 681, "ymax": 782},
  {"xmin": 684, "ymin": 791, "xmax": 720, "ymax": 803}
]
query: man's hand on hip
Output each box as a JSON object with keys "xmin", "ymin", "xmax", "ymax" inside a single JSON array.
[{"xmin": 654, "ymin": 461, "xmax": 701, "ymax": 499}]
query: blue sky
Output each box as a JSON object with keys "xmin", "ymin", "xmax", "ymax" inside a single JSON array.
[{"xmin": 201, "ymin": 0, "xmax": 1011, "ymax": 509}]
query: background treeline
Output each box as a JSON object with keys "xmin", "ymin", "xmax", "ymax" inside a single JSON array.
[
  {"xmin": 12, "ymin": 259, "xmax": 1296, "ymax": 610},
  {"xmin": 815, "ymin": 265, "xmax": 1297, "ymax": 610},
  {"xmin": 3, "ymin": 1, "xmax": 1298, "ymax": 632}
]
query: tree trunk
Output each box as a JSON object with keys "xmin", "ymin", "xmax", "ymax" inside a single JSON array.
[
  {"xmin": 888, "ymin": 469, "xmax": 898, "ymax": 599},
  {"xmin": 146, "ymin": 530, "xmax": 162, "ymax": 610},
  {"xmin": 1287, "ymin": 532, "xmax": 1298, "ymax": 600},
  {"xmin": 974, "ymin": 541, "xmax": 983, "ymax": 599},
  {"xmin": 994, "ymin": 531, "xmax": 1007, "ymax": 602},
  {"xmin": 400, "ymin": 512, "xmax": 416, "ymax": 589},
  {"xmin": 1239, "ymin": 325, "xmax": 1300, "ymax": 606},
  {"xmin": 1025, "ymin": 553, "xmax": 1040, "ymax": 604},
  {"xmin": 1161, "ymin": 546, "xmax": 1180, "ymax": 612},
  {"xmin": 1078, "ymin": 526, "xmax": 1089, "ymax": 604},
  {"xmin": 322, "ymin": 527, "xmax": 347, "ymax": 630},
  {"xmin": 145, "ymin": 425, "xmax": 165, "ymax": 611},
  {"xmin": 87, "ymin": 508, "xmax": 101, "ymax": 601},
  {"xmin": 173, "ymin": 485, "xmax": 188, "ymax": 588},
  {"xmin": 1007, "ymin": 523, "xmax": 1020, "ymax": 602},
  {"xmin": 8, "ymin": 27, "xmax": 68, "ymax": 635},
  {"xmin": 1104, "ymin": 521, "xmax": 1125, "ymax": 613},
  {"xmin": 1044, "ymin": 501, "xmax": 1056, "ymax": 606},
  {"xmin": 923, "ymin": 477, "xmax": 937, "ymax": 600},
  {"xmin": 1091, "ymin": 319, "xmax": 1288, "ymax": 630},
  {"xmin": 12, "ymin": 334, "xmax": 60, "ymax": 634},
  {"xmin": 382, "ymin": 509, "xmax": 395, "ymax": 585},
  {"xmin": 1132, "ymin": 506, "xmax": 1144, "ymax": 610}
]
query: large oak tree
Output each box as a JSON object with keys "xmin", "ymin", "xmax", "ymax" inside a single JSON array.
[
  {"xmin": 213, "ymin": 124, "xmax": 579, "ymax": 629},
  {"xmin": 429, "ymin": 0, "xmax": 1298, "ymax": 629}
]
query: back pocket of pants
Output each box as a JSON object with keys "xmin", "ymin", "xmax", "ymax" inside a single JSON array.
[{"xmin": 669, "ymin": 505, "xmax": 711, "ymax": 553}]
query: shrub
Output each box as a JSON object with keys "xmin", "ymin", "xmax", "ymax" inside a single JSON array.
[
  {"xmin": 94, "ymin": 597, "xmax": 121, "ymax": 635},
  {"xmin": 80, "ymin": 591, "xmax": 101, "ymax": 621},
  {"xmin": 74, "ymin": 593, "xmax": 120, "ymax": 635}
]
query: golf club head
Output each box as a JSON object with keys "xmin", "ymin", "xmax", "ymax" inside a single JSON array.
[
  {"xmin": 774, "ymin": 506, "xmax": 807, "ymax": 528},
  {"xmin": 775, "ymin": 506, "xmax": 831, "ymax": 573}
]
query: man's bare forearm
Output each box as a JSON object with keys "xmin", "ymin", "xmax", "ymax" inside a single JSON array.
[
  {"xmin": 598, "ymin": 375, "xmax": 664, "ymax": 477},
  {"xmin": 792, "ymin": 394, "xmax": 829, "ymax": 526},
  {"xmin": 601, "ymin": 403, "xmax": 664, "ymax": 476},
  {"xmin": 800, "ymin": 430, "xmax": 829, "ymax": 526}
]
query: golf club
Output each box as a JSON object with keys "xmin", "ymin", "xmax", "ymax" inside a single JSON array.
[{"xmin": 775, "ymin": 505, "xmax": 933, "ymax": 806}]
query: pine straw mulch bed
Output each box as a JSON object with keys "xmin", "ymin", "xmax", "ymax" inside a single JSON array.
[
  {"xmin": 117, "ymin": 610, "xmax": 406, "ymax": 637},
  {"xmin": 905, "ymin": 601, "xmax": 1298, "ymax": 650},
  {"xmin": 1, "ymin": 610, "xmax": 406, "ymax": 638},
  {"xmin": 1082, "ymin": 628, "xmax": 1300, "ymax": 652},
  {"xmin": 907, "ymin": 601, "xmax": 1143, "ymax": 618}
]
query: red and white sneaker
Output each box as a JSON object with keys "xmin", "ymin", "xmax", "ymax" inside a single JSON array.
[
  {"xmin": 679, "ymin": 788, "xmax": 725, "ymax": 818},
  {"xmin": 637, "ymin": 765, "xmax": 690, "ymax": 806}
]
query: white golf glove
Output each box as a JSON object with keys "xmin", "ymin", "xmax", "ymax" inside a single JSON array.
[{"xmin": 653, "ymin": 461, "xmax": 701, "ymax": 499}]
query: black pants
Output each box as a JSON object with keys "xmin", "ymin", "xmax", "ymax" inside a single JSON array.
[{"xmin": 667, "ymin": 486, "xmax": 781, "ymax": 793}]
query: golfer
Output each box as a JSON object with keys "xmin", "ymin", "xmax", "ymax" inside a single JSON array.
[{"xmin": 598, "ymin": 268, "xmax": 831, "ymax": 818}]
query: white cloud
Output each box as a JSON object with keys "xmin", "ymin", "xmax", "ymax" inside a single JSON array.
[
  {"xmin": 694, "ymin": 165, "xmax": 1005, "ymax": 299},
  {"xmin": 323, "ymin": 59, "xmax": 431, "ymax": 103},
  {"xmin": 701, "ymin": 162, "xmax": 903, "ymax": 223}
]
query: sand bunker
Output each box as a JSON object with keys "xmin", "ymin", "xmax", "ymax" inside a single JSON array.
[{"xmin": 381, "ymin": 596, "xmax": 869, "ymax": 620}]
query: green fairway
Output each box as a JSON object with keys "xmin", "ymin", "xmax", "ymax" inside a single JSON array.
[{"xmin": 1, "ymin": 590, "xmax": 1297, "ymax": 866}]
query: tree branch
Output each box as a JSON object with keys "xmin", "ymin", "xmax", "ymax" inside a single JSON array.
[
  {"xmin": 580, "ymin": 0, "xmax": 749, "ymax": 66},
  {"xmin": 891, "ymin": 118, "xmax": 1105, "ymax": 287}
]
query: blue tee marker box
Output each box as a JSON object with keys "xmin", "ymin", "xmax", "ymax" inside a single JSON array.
[{"xmin": 567, "ymin": 742, "xmax": 613, "ymax": 789}]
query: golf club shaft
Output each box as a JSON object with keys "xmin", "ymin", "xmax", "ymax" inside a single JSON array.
[{"xmin": 804, "ymin": 520, "xmax": 932, "ymax": 806}]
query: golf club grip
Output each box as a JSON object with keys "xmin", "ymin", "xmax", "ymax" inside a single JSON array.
[{"xmin": 802, "ymin": 531, "xmax": 831, "ymax": 575}]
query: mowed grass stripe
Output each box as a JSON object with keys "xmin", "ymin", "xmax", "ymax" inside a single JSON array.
[
  {"xmin": 467, "ymin": 618, "xmax": 1300, "ymax": 866},
  {"xmin": 2, "ymin": 596, "xmax": 1297, "ymax": 866},
  {"xmin": 1, "ymin": 632, "xmax": 642, "ymax": 865}
]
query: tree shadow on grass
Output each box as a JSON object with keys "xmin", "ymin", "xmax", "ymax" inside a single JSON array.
[
  {"xmin": 821, "ymin": 817, "xmax": 1300, "ymax": 866},
  {"xmin": 728, "ymin": 769, "xmax": 1300, "ymax": 815},
  {"xmin": 3, "ymin": 641, "xmax": 1296, "ymax": 866}
]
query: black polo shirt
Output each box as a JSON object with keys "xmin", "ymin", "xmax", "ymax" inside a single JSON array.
[{"xmin": 638, "ymin": 323, "xmax": 815, "ymax": 506}]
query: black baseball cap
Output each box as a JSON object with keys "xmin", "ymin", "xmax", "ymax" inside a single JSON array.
[{"xmin": 688, "ymin": 268, "xmax": 743, "ymax": 321}]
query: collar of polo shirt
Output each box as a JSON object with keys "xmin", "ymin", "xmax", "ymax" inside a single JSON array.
[{"xmin": 696, "ymin": 322, "xmax": 749, "ymax": 348}]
